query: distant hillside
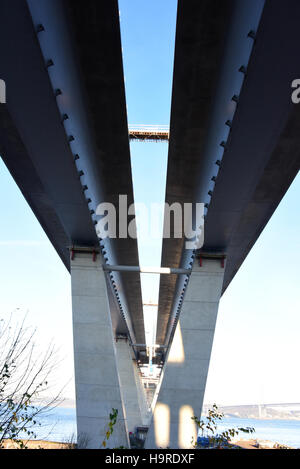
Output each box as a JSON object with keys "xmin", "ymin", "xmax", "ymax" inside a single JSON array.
[
  {"xmin": 203, "ymin": 403, "xmax": 300, "ymax": 420},
  {"xmin": 31, "ymin": 396, "xmax": 76, "ymax": 409}
]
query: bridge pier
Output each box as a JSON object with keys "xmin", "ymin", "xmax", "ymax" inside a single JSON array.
[
  {"xmin": 70, "ymin": 250, "xmax": 129, "ymax": 449},
  {"xmin": 115, "ymin": 338, "xmax": 150, "ymax": 434},
  {"xmin": 144, "ymin": 256, "xmax": 225, "ymax": 449}
]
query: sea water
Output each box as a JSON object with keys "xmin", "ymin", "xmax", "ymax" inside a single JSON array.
[
  {"xmin": 27, "ymin": 407, "xmax": 77, "ymax": 444},
  {"xmin": 217, "ymin": 417, "xmax": 300, "ymax": 448},
  {"xmin": 21, "ymin": 407, "xmax": 300, "ymax": 449}
]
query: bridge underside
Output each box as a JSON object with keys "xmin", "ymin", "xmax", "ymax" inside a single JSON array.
[
  {"xmin": 156, "ymin": 0, "xmax": 300, "ymax": 348},
  {"xmin": 0, "ymin": 0, "xmax": 299, "ymax": 449},
  {"xmin": 0, "ymin": 0, "xmax": 145, "ymax": 345}
]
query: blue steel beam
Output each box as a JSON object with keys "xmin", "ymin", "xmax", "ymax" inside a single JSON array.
[
  {"xmin": 157, "ymin": 0, "xmax": 300, "ymax": 346},
  {"xmin": 0, "ymin": 0, "xmax": 145, "ymax": 344}
]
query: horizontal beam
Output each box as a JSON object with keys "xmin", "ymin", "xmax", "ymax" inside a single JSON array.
[
  {"xmin": 103, "ymin": 265, "xmax": 191, "ymax": 275},
  {"xmin": 131, "ymin": 344, "xmax": 168, "ymax": 349}
]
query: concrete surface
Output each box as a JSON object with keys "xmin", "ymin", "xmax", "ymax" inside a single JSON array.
[
  {"xmin": 145, "ymin": 258, "xmax": 225, "ymax": 449},
  {"xmin": 115, "ymin": 339, "xmax": 149, "ymax": 434},
  {"xmin": 71, "ymin": 250, "xmax": 129, "ymax": 449}
]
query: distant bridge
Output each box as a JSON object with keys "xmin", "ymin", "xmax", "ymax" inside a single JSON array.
[{"xmin": 129, "ymin": 124, "xmax": 169, "ymax": 141}]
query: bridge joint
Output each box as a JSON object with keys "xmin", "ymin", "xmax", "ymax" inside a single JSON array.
[
  {"xmin": 69, "ymin": 245, "xmax": 100, "ymax": 262},
  {"xmin": 197, "ymin": 251, "xmax": 227, "ymax": 268}
]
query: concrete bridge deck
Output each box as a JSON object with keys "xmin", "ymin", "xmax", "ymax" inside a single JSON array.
[{"xmin": 0, "ymin": 0, "xmax": 299, "ymax": 449}]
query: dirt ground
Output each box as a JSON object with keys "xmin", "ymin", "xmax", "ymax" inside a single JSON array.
[
  {"xmin": 2, "ymin": 439, "xmax": 74, "ymax": 449},
  {"xmin": 233, "ymin": 439, "xmax": 259, "ymax": 449},
  {"xmin": 1, "ymin": 438, "xmax": 292, "ymax": 450},
  {"xmin": 232, "ymin": 439, "xmax": 294, "ymax": 449}
]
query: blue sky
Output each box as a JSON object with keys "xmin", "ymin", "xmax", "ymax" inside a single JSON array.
[{"xmin": 0, "ymin": 0, "xmax": 299, "ymax": 405}]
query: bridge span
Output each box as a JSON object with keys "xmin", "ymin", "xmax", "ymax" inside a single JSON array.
[{"xmin": 0, "ymin": 0, "xmax": 299, "ymax": 448}]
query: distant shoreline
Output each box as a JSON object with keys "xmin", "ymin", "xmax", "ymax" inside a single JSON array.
[
  {"xmin": 33, "ymin": 400, "xmax": 300, "ymax": 420},
  {"xmin": 203, "ymin": 403, "xmax": 300, "ymax": 421},
  {"xmin": 223, "ymin": 414, "xmax": 300, "ymax": 421},
  {"xmin": 31, "ymin": 397, "xmax": 76, "ymax": 409}
]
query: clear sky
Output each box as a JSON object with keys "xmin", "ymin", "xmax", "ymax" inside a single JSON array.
[{"xmin": 0, "ymin": 0, "xmax": 299, "ymax": 406}]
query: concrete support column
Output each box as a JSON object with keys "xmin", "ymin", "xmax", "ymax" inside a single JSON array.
[
  {"xmin": 71, "ymin": 250, "xmax": 129, "ymax": 449},
  {"xmin": 133, "ymin": 360, "xmax": 152, "ymax": 426},
  {"xmin": 145, "ymin": 257, "xmax": 225, "ymax": 449},
  {"xmin": 115, "ymin": 339, "xmax": 148, "ymax": 434}
]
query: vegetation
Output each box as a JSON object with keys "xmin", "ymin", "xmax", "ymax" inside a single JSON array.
[
  {"xmin": 101, "ymin": 408, "xmax": 119, "ymax": 448},
  {"xmin": 192, "ymin": 403, "xmax": 255, "ymax": 449},
  {"xmin": 0, "ymin": 312, "xmax": 256, "ymax": 450},
  {"xmin": 0, "ymin": 312, "xmax": 63, "ymax": 449}
]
